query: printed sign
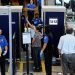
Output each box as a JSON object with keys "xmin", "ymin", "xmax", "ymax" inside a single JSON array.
[
  {"xmin": 49, "ymin": 18, "xmax": 58, "ymax": 25},
  {"xmin": 22, "ymin": 32, "xmax": 31, "ymax": 44}
]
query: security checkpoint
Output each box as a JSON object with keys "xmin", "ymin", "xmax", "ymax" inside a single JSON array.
[{"xmin": 0, "ymin": 1, "xmax": 70, "ymax": 75}]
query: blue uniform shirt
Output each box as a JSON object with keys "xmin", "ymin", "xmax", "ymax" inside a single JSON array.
[
  {"xmin": 44, "ymin": 35, "xmax": 49, "ymax": 44},
  {"xmin": 26, "ymin": 3, "xmax": 36, "ymax": 18},
  {"xmin": 32, "ymin": 18, "xmax": 42, "ymax": 26},
  {"xmin": 37, "ymin": 0, "xmax": 41, "ymax": 6},
  {"xmin": 0, "ymin": 35, "xmax": 8, "ymax": 52},
  {"xmin": 26, "ymin": 3, "xmax": 36, "ymax": 10}
]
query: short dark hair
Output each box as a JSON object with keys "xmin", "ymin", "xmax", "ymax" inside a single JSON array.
[
  {"xmin": 35, "ymin": 12, "xmax": 39, "ymax": 15},
  {"xmin": 0, "ymin": 29, "xmax": 2, "ymax": 32},
  {"xmin": 36, "ymin": 27, "xmax": 40, "ymax": 31},
  {"xmin": 66, "ymin": 28, "xmax": 73, "ymax": 34},
  {"xmin": 31, "ymin": 21, "xmax": 34, "ymax": 25}
]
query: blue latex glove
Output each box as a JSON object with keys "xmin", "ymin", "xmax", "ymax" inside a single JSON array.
[
  {"xmin": 3, "ymin": 51, "xmax": 7, "ymax": 56},
  {"xmin": 40, "ymin": 50, "xmax": 43, "ymax": 58}
]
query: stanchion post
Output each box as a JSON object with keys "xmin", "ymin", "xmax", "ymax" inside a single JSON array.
[
  {"xmin": 9, "ymin": 6, "xmax": 13, "ymax": 75},
  {"xmin": 22, "ymin": 32, "xmax": 33, "ymax": 75}
]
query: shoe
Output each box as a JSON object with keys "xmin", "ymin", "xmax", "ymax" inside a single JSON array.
[
  {"xmin": 33, "ymin": 67, "xmax": 37, "ymax": 72},
  {"xmin": 33, "ymin": 66, "xmax": 36, "ymax": 69},
  {"xmin": 36, "ymin": 68, "xmax": 42, "ymax": 72},
  {"xmin": 33, "ymin": 69, "xmax": 37, "ymax": 72},
  {"xmin": 57, "ymin": 72, "xmax": 62, "ymax": 75}
]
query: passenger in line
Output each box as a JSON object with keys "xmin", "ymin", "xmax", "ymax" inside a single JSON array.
[
  {"xmin": 26, "ymin": 19, "xmax": 42, "ymax": 71},
  {"xmin": 26, "ymin": 19, "xmax": 36, "ymax": 59},
  {"xmin": 0, "ymin": 29, "xmax": 8, "ymax": 75},
  {"xmin": 32, "ymin": 26, "xmax": 42, "ymax": 72},
  {"xmin": 58, "ymin": 27, "xmax": 75, "ymax": 75}
]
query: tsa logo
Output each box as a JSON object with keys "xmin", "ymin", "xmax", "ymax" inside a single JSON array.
[{"xmin": 49, "ymin": 18, "xmax": 58, "ymax": 25}]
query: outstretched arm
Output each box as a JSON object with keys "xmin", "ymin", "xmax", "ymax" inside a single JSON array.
[{"xmin": 26, "ymin": 18, "xmax": 35, "ymax": 29}]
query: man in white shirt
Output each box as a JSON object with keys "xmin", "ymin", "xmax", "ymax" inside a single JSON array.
[{"xmin": 58, "ymin": 27, "xmax": 75, "ymax": 75}]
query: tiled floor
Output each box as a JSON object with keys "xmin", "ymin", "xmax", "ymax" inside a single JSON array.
[
  {"xmin": 0, "ymin": 60, "xmax": 62, "ymax": 75},
  {"xmin": 0, "ymin": 72, "xmax": 62, "ymax": 75},
  {"xmin": 0, "ymin": 66, "xmax": 62, "ymax": 75}
]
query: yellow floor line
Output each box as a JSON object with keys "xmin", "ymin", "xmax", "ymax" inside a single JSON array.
[
  {"xmin": 18, "ymin": 61, "xmax": 33, "ymax": 63},
  {"xmin": 41, "ymin": 60, "xmax": 45, "ymax": 72},
  {"xmin": 19, "ymin": 62, "xmax": 23, "ymax": 72},
  {"xmin": 8, "ymin": 65, "xmax": 10, "ymax": 72},
  {"xmin": 8, "ymin": 60, "xmax": 45, "ymax": 73}
]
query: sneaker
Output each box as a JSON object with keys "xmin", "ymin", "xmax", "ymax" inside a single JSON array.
[
  {"xmin": 57, "ymin": 72, "xmax": 62, "ymax": 75},
  {"xmin": 36, "ymin": 68, "xmax": 42, "ymax": 72},
  {"xmin": 33, "ymin": 67, "xmax": 37, "ymax": 72}
]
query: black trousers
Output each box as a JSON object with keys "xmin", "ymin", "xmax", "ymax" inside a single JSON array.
[
  {"xmin": 38, "ymin": 5, "xmax": 41, "ymax": 17},
  {"xmin": 18, "ymin": 0, "xmax": 24, "ymax": 5},
  {"xmin": 1, "ymin": 0, "xmax": 10, "ymax": 5},
  {"xmin": 0, "ymin": 55, "xmax": 5, "ymax": 75},
  {"xmin": 27, "ymin": 11, "xmax": 34, "ymax": 23},
  {"xmin": 44, "ymin": 50, "xmax": 52, "ymax": 75},
  {"xmin": 33, "ymin": 47, "xmax": 41, "ymax": 69}
]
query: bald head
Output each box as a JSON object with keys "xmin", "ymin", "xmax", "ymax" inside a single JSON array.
[
  {"xmin": 0, "ymin": 29, "xmax": 2, "ymax": 35},
  {"xmin": 66, "ymin": 27, "xmax": 73, "ymax": 34}
]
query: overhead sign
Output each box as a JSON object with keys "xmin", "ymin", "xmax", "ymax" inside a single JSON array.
[{"xmin": 49, "ymin": 18, "xmax": 58, "ymax": 25}]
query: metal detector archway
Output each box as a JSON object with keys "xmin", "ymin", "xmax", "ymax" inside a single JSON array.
[{"xmin": 0, "ymin": 6, "xmax": 22, "ymax": 75}]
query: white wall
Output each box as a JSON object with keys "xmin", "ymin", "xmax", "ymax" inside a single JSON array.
[{"xmin": 46, "ymin": 0, "xmax": 55, "ymax": 5}]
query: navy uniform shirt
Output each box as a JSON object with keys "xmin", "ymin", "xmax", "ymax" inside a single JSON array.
[
  {"xmin": 32, "ymin": 18, "xmax": 42, "ymax": 26},
  {"xmin": 0, "ymin": 35, "xmax": 8, "ymax": 52}
]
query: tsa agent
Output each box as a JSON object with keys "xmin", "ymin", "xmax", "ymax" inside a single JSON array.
[
  {"xmin": 26, "ymin": 0, "xmax": 36, "ymax": 23},
  {"xmin": 0, "ymin": 29, "xmax": 8, "ymax": 75},
  {"xmin": 40, "ymin": 27, "xmax": 53, "ymax": 75}
]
